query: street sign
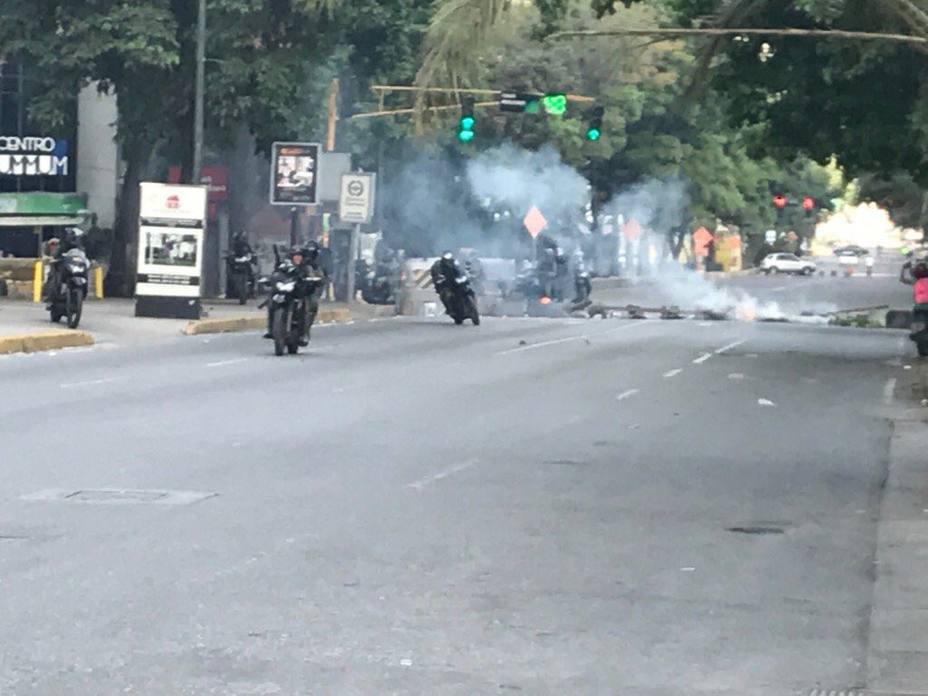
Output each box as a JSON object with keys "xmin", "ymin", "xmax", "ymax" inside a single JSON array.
[
  {"xmin": 693, "ymin": 226, "xmax": 714, "ymax": 256},
  {"xmin": 339, "ymin": 172, "xmax": 376, "ymax": 224},
  {"xmin": 523, "ymin": 206, "xmax": 547, "ymax": 238},
  {"xmin": 499, "ymin": 91, "xmax": 537, "ymax": 113},
  {"xmin": 270, "ymin": 141, "xmax": 319, "ymax": 205},
  {"xmin": 765, "ymin": 229, "xmax": 777, "ymax": 243}
]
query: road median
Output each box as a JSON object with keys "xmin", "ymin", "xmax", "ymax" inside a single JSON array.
[
  {"xmin": 183, "ymin": 307, "xmax": 352, "ymax": 336},
  {"xmin": 0, "ymin": 330, "xmax": 94, "ymax": 355}
]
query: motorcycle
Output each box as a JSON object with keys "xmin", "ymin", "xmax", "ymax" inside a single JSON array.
[
  {"xmin": 573, "ymin": 268, "xmax": 592, "ymax": 304},
  {"xmin": 444, "ymin": 274, "xmax": 480, "ymax": 326},
  {"xmin": 263, "ymin": 261, "xmax": 323, "ymax": 356},
  {"xmin": 911, "ymin": 307, "xmax": 928, "ymax": 357},
  {"xmin": 226, "ymin": 252, "xmax": 256, "ymax": 305},
  {"xmin": 360, "ymin": 262, "xmax": 396, "ymax": 305},
  {"xmin": 48, "ymin": 248, "xmax": 90, "ymax": 329}
]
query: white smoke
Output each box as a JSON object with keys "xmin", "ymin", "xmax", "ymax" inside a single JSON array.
[{"xmin": 466, "ymin": 144, "xmax": 590, "ymax": 229}]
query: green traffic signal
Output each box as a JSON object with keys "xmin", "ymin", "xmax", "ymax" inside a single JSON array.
[
  {"xmin": 586, "ymin": 127, "xmax": 601, "ymax": 141},
  {"xmin": 460, "ymin": 115, "xmax": 475, "ymax": 130},
  {"xmin": 541, "ymin": 93, "xmax": 567, "ymax": 116},
  {"xmin": 458, "ymin": 129, "xmax": 475, "ymax": 143}
]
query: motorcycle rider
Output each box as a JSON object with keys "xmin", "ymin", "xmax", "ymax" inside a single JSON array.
[
  {"xmin": 229, "ymin": 230, "xmax": 257, "ymax": 292},
  {"xmin": 44, "ymin": 227, "xmax": 84, "ymax": 306},
  {"xmin": 264, "ymin": 242, "xmax": 325, "ymax": 346},
  {"xmin": 459, "ymin": 248, "xmax": 485, "ymax": 296},
  {"xmin": 430, "ymin": 251, "xmax": 463, "ymax": 315}
]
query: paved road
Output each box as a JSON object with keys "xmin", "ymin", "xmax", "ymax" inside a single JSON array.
[{"xmin": 0, "ymin": 273, "xmax": 920, "ymax": 695}]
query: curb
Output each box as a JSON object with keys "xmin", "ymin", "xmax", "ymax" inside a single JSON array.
[
  {"xmin": 0, "ymin": 330, "xmax": 94, "ymax": 355},
  {"xmin": 183, "ymin": 307, "xmax": 352, "ymax": 336}
]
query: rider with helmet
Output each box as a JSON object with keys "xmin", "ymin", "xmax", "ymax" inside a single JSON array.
[
  {"xmin": 430, "ymin": 251, "xmax": 462, "ymax": 315},
  {"xmin": 44, "ymin": 227, "xmax": 85, "ymax": 305},
  {"xmin": 264, "ymin": 241, "xmax": 326, "ymax": 346}
]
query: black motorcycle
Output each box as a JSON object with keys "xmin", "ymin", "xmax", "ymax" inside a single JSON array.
[
  {"xmin": 911, "ymin": 307, "xmax": 928, "ymax": 357},
  {"xmin": 444, "ymin": 275, "xmax": 480, "ymax": 326},
  {"xmin": 264, "ymin": 262, "xmax": 323, "ymax": 356},
  {"xmin": 49, "ymin": 248, "xmax": 90, "ymax": 329},
  {"xmin": 226, "ymin": 252, "xmax": 256, "ymax": 305}
]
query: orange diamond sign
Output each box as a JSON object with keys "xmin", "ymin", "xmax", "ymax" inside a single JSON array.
[
  {"xmin": 523, "ymin": 206, "xmax": 547, "ymax": 238},
  {"xmin": 623, "ymin": 218, "xmax": 642, "ymax": 241}
]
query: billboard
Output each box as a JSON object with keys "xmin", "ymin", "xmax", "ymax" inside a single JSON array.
[
  {"xmin": 270, "ymin": 142, "xmax": 319, "ymax": 206},
  {"xmin": 136, "ymin": 182, "xmax": 207, "ymax": 317}
]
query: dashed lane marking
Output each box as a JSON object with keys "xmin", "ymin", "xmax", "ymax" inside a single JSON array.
[
  {"xmin": 616, "ymin": 389, "xmax": 640, "ymax": 401},
  {"xmin": 714, "ymin": 339, "xmax": 746, "ymax": 355},
  {"xmin": 206, "ymin": 358, "xmax": 250, "ymax": 368},
  {"xmin": 60, "ymin": 377, "xmax": 121, "ymax": 389},
  {"xmin": 495, "ymin": 320, "xmax": 649, "ymax": 356},
  {"xmin": 663, "ymin": 369, "xmax": 683, "ymax": 378},
  {"xmin": 883, "ymin": 377, "xmax": 897, "ymax": 405},
  {"xmin": 692, "ymin": 353, "xmax": 712, "ymax": 364},
  {"xmin": 406, "ymin": 459, "xmax": 479, "ymax": 490}
]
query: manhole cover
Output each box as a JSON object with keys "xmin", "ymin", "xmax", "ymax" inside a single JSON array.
[
  {"xmin": 727, "ymin": 525, "xmax": 785, "ymax": 535},
  {"xmin": 21, "ymin": 489, "xmax": 217, "ymax": 505}
]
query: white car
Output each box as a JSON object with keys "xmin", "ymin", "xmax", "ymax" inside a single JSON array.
[
  {"xmin": 836, "ymin": 252, "xmax": 860, "ymax": 266},
  {"xmin": 761, "ymin": 253, "xmax": 816, "ymax": 275}
]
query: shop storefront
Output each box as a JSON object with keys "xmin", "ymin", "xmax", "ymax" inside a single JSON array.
[{"xmin": 0, "ymin": 192, "xmax": 88, "ymax": 257}]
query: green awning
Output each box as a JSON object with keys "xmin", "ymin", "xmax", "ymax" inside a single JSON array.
[{"xmin": 0, "ymin": 192, "xmax": 87, "ymax": 218}]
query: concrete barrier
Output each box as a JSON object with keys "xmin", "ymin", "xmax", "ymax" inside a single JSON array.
[
  {"xmin": 0, "ymin": 330, "xmax": 94, "ymax": 355},
  {"xmin": 183, "ymin": 307, "xmax": 352, "ymax": 336}
]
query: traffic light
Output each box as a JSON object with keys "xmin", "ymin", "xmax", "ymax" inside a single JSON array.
[
  {"xmin": 773, "ymin": 194, "xmax": 788, "ymax": 209},
  {"xmin": 802, "ymin": 196, "xmax": 816, "ymax": 216},
  {"xmin": 541, "ymin": 93, "xmax": 567, "ymax": 116},
  {"xmin": 458, "ymin": 97, "xmax": 475, "ymax": 143},
  {"xmin": 586, "ymin": 105, "xmax": 604, "ymax": 141}
]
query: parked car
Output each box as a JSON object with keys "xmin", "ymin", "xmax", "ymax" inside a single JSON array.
[
  {"xmin": 833, "ymin": 245, "xmax": 868, "ymax": 257},
  {"xmin": 836, "ymin": 252, "xmax": 860, "ymax": 266},
  {"xmin": 760, "ymin": 253, "xmax": 817, "ymax": 275}
]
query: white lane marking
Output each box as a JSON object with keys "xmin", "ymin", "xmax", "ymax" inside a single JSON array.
[
  {"xmin": 883, "ymin": 377, "xmax": 897, "ymax": 405},
  {"xmin": 714, "ymin": 339, "xmax": 746, "ymax": 355},
  {"xmin": 680, "ymin": 567, "xmax": 696, "ymax": 572},
  {"xmin": 206, "ymin": 358, "xmax": 249, "ymax": 368},
  {"xmin": 60, "ymin": 377, "xmax": 120, "ymax": 389},
  {"xmin": 693, "ymin": 340, "xmax": 747, "ymax": 365},
  {"xmin": 495, "ymin": 321, "xmax": 649, "ymax": 356},
  {"xmin": 663, "ymin": 368, "xmax": 683, "ymax": 378},
  {"xmin": 758, "ymin": 398, "xmax": 777, "ymax": 407},
  {"xmin": 616, "ymin": 389, "xmax": 640, "ymax": 401},
  {"xmin": 406, "ymin": 459, "xmax": 479, "ymax": 490},
  {"xmin": 770, "ymin": 285, "xmax": 789, "ymax": 293},
  {"xmin": 728, "ymin": 373, "xmax": 744, "ymax": 380},
  {"xmin": 698, "ymin": 322, "xmax": 715, "ymax": 327},
  {"xmin": 497, "ymin": 335, "xmax": 581, "ymax": 355}
]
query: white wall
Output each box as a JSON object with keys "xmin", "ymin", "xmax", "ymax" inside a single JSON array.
[{"xmin": 76, "ymin": 84, "xmax": 119, "ymax": 228}]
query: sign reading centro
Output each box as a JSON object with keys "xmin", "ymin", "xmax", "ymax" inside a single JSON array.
[{"xmin": 0, "ymin": 136, "xmax": 69, "ymax": 176}]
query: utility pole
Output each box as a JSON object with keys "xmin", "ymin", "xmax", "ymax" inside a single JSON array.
[
  {"xmin": 326, "ymin": 78, "xmax": 339, "ymax": 151},
  {"xmin": 192, "ymin": 0, "xmax": 206, "ymax": 183}
]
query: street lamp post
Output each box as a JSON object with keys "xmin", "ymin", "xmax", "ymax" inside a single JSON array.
[{"xmin": 192, "ymin": 0, "xmax": 206, "ymax": 183}]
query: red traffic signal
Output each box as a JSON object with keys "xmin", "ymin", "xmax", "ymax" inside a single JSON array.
[
  {"xmin": 802, "ymin": 196, "xmax": 815, "ymax": 211},
  {"xmin": 773, "ymin": 195, "xmax": 788, "ymax": 209}
]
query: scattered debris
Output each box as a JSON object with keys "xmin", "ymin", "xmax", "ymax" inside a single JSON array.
[
  {"xmin": 626, "ymin": 305, "xmax": 647, "ymax": 320},
  {"xmin": 660, "ymin": 306, "xmax": 685, "ymax": 320}
]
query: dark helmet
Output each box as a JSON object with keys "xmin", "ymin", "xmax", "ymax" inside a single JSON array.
[
  {"xmin": 304, "ymin": 240, "xmax": 320, "ymax": 261},
  {"xmin": 913, "ymin": 261, "xmax": 928, "ymax": 279},
  {"xmin": 288, "ymin": 245, "xmax": 307, "ymax": 264}
]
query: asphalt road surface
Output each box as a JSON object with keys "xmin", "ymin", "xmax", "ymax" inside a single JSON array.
[{"xmin": 0, "ymin": 271, "xmax": 918, "ymax": 695}]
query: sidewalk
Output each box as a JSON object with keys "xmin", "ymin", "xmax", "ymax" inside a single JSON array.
[
  {"xmin": 0, "ymin": 297, "xmax": 393, "ymax": 347},
  {"xmin": 866, "ymin": 365, "xmax": 928, "ymax": 694}
]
